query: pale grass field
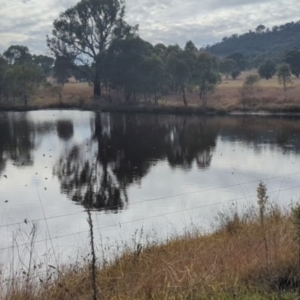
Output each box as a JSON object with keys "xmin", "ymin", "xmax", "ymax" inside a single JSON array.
[
  {"xmin": 180, "ymin": 71, "xmax": 300, "ymax": 111},
  {"xmin": 33, "ymin": 82, "xmax": 94, "ymax": 107},
  {"xmin": 30, "ymin": 70, "xmax": 300, "ymax": 112}
]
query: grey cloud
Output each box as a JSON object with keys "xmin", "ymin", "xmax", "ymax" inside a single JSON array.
[
  {"xmin": 0, "ymin": 0, "xmax": 299, "ymax": 54},
  {"xmin": 127, "ymin": 0, "xmax": 300, "ymax": 47}
]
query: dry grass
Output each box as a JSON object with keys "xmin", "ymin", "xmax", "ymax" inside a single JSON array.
[
  {"xmin": 207, "ymin": 71, "xmax": 300, "ymax": 112},
  {"xmin": 0, "ymin": 70, "xmax": 298, "ymax": 113},
  {"xmin": 24, "ymin": 70, "xmax": 300, "ymax": 113},
  {"xmin": 169, "ymin": 70, "xmax": 300, "ymax": 112},
  {"xmin": 32, "ymin": 82, "xmax": 94, "ymax": 107},
  {"xmin": 3, "ymin": 203, "xmax": 300, "ymax": 300}
]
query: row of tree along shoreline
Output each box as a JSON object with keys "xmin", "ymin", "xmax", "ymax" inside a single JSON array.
[{"xmin": 1, "ymin": 0, "xmax": 300, "ymax": 111}]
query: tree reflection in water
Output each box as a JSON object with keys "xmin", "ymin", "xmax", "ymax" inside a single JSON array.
[
  {"xmin": 54, "ymin": 113, "xmax": 220, "ymax": 212},
  {"xmin": 0, "ymin": 112, "xmax": 36, "ymax": 174},
  {"xmin": 56, "ymin": 120, "xmax": 74, "ymax": 141},
  {"xmin": 54, "ymin": 145, "xmax": 128, "ymax": 212},
  {"xmin": 165, "ymin": 117, "xmax": 218, "ymax": 169},
  {"xmin": 1, "ymin": 112, "xmax": 300, "ymax": 212}
]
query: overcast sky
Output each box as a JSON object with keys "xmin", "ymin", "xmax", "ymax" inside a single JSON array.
[{"xmin": 0, "ymin": 0, "xmax": 299, "ymax": 55}]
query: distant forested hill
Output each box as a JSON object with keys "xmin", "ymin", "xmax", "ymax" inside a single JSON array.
[{"xmin": 207, "ymin": 21, "xmax": 300, "ymax": 59}]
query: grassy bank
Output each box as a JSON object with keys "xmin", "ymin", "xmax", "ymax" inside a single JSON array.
[
  {"xmin": 1, "ymin": 71, "xmax": 300, "ymax": 115},
  {"xmin": 3, "ymin": 192, "xmax": 300, "ymax": 299}
]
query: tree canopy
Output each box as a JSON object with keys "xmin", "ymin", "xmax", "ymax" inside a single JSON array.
[
  {"xmin": 284, "ymin": 49, "xmax": 300, "ymax": 78},
  {"xmin": 194, "ymin": 53, "xmax": 220, "ymax": 108},
  {"xmin": 277, "ymin": 63, "xmax": 292, "ymax": 91},
  {"xmin": 207, "ymin": 21, "xmax": 300, "ymax": 59},
  {"xmin": 219, "ymin": 59, "xmax": 237, "ymax": 79},
  {"xmin": 258, "ymin": 59, "xmax": 276, "ymax": 80},
  {"xmin": 47, "ymin": 0, "xmax": 137, "ymax": 96},
  {"xmin": 3, "ymin": 45, "xmax": 32, "ymax": 65},
  {"xmin": 0, "ymin": 46, "xmax": 47, "ymax": 105}
]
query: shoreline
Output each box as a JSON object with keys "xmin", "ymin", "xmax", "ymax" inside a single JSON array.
[{"xmin": 1, "ymin": 102, "xmax": 300, "ymax": 117}]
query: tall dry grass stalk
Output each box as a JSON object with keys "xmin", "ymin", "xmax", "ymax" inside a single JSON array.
[
  {"xmin": 292, "ymin": 204, "xmax": 300, "ymax": 297},
  {"xmin": 257, "ymin": 182, "xmax": 269, "ymax": 269},
  {"xmin": 25, "ymin": 222, "xmax": 37, "ymax": 296},
  {"xmin": 87, "ymin": 208, "xmax": 98, "ymax": 300}
]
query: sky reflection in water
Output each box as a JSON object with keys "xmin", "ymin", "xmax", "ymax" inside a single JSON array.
[{"xmin": 0, "ymin": 110, "xmax": 300, "ymax": 270}]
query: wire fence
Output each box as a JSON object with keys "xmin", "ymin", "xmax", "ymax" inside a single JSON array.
[
  {"xmin": 0, "ymin": 172, "xmax": 299, "ymax": 287},
  {"xmin": 0, "ymin": 176, "xmax": 299, "ymax": 252},
  {"xmin": 1, "ymin": 171, "xmax": 300, "ymax": 230}
]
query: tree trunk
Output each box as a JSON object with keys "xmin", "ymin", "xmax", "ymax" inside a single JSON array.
[
  {"xmin": 92, "ymin": 61, "xmax": 102, "ymax": 97},
  {"xmin": 182, "ymin": 86, "xmax": 188, "ymax": 107},
  {"xmin": 125, "ymin": 92, "xmax": 131, "ymax": 102},
  {"xmin": 108, "ymin": 86, "xmax": 112, "ymax": 103},
  {"xmin": 59, "ymin": 91, "xmax": 62, "ymax": 104},
  {"xmin": 117, "ymin": 88, "xmax": 120, "ymax": 102},
  {"xmin": 199, "ymin": 91, "xmax": 203, "ymax": 107},
  {"xmin": 283, "ymin": 79, "xmax": 287, "ymax": 92},
  {"xmin": 203, "ymin": 93, "xmax": 207, "ymax": 110},
  {"xmin": 199, "ymin": 91, "xmax": 207, "ymax": 110},
  {"xmin": 24, "ymin": 95, "xmax": 28, "ymax": 107},
  {"xmin": 93, "ymin": 80, "xmax": 101, "ymax": 97}
]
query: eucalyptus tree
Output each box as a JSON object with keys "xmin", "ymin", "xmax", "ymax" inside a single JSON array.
[
  {"xmin": 153, "ymin": 43, "xmax": 167, "ymax": 58},
  {"xmin": 3, "ymin": 45, "xmax": 32, "ymax": 65},
  {"xmin": 1, "ymin": 46, "xmax": 44, "ymax": 105},
  {"xmin": 184, "ymin": 40, "xmax": 198, "ymax": 53},
  {"xmin": 5, "ymin": 63, "xmax": 44, "ymax": 106},
  {"xmin": 32, "ymin": 55, "xmax": 54, "ymax": 76},
  {"xmin": 231, "ymin": 68, "xmax": 241, "ymax": 80},
  {"xmin": 219, "ymin": 59, "xmax": 237, "ymax": 79},
  {"xmin": 142, "ymin": 54, "xmax": 167, "ymax": 103},
  {"xmin": 258, "ymin": 59, "xmax": 276, "ymax": 80},
  {"xmin": 284, "ymin": 49, "xmax": 300, "ymax": 78},
  {"xmin": 227, "ymin": 52, "xmax": 247, "ymax": 71},
  {"xmin": 194, "ymin": 52, "xmax": 221, "ymax": 109},
  {"xmin": 53, "ymin": 56, "xmax": 72, "ymax": 86},
  {"xmin": 165, "ymin": 44, "xmax": 182, "ymax": 57},
  {"xmin": 167, "ymin": 53, "xmax": 190, "ymax": 106},
  {"xmin": 277, "ymin": 63, "xmax": 292, "ymax": 91},
  {"xmin": 166, "ymin": 46, "xmax": 195, "ymax": 107},
  {"xmin": 0, "ymin": 56, "xmax": 7, "ymax": 101},
  {"xmin": 108, "ymin": 36, "xmax": 152, "ymax": 102},
  {"xmin": 47, "ymin": 0, "xmax": 136, "ymax": 97},
  {"xmin": 73, "ymin": 65, "xmax": 91, "ymax": 82}
]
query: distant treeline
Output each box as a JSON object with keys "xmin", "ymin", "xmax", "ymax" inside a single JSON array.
[
  {"xmin": 0, "ymin": 0, "xmax": 300, "ymax": 108},
  {"xmin": 207, "ymin": 22, "xmax": 300, "ymax": 64}
]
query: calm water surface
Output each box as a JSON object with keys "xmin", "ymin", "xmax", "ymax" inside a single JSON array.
[{"xmin": 1, "ymin": 110, "xmax": 300, "ymax": 272}]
